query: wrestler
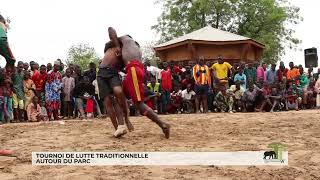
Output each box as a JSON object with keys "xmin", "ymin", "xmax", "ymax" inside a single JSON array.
[
  {"xmin": 97, "ymin": 29, "xmax": 133, "ymax": 138},
  {"xmin": 108, "ymin": 27, "xmax": 170, "ymax": 138}
]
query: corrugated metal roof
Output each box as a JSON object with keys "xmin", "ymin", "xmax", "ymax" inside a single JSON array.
[{"xmin": 155, "ymin": 26, "xmax": 251, "ymax": 48}]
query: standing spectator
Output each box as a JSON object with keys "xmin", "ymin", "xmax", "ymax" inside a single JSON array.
[
  {"xmin": 73, "ymin": 76, "xmax": 95, "ymax": 119},
  {"xmin": 266, "ymin": 64, "xmax": 277, "ymax": 85},
  {"xmin": 211, "ymin": 55, "xmax": 232, "ymax": 87},
  {"xmin": 12, "ymin": 61, "xmax": 25, "ymax": 121},
  {"xmin": 83, "ymin": 62, "xmax": 97, "ymax": 83},
  {"xmin": 315, "ymin": 76, "xmax": 320, "ymax": 108},
  {"xmin": 0, "ymin": 78, "xmax": 13, "ymax": 123},
  {"xmin": 244, "ymin": 63, "xmax": 257, "ymax": 84},
  {"xmin": 234, "ymin": 68, "xmax": 247, "ymax": 90},
  {"xmin": 313, "ymin": 68, "xmax": 320, "ymax": 81},
  {"xmin": 23, "ymin": 62, "xmax": 29, "ymax": 72},
  {"xmin": 256, "ymin": 63, "xmax": 267, "ymax": 82},
  {"xmin": 287, "ymin": 62, "xmax": 300, "ymax": 83},
  {"xmin": 62, "ymin": 68, "xmax": 75, "ymax": 119},
  {"xmin": 92, "ymin": 78, "xmax": 104, "ymax": 116},
  {"xmin": 46, "ymin": 63, "xmax": 53, "ymax": 72},
  {"xmin": 193, "ymin": 57, "xmax": 211, "ymax": 113},
  {"xmin": 33, "ymin": 65, "xmax": 48, "ymax": 103},
  {"xmin": 145, "ymin": 60, "xmax": 161, "ymax": 82},
  {"xmin": 23, "ymin": 71, "xmax": 36, "ymax": 112},
  {"xmin": 277, "ymin": 61, "xmax": 288, "ymax": 83},
  {"xmin": 45, "ymin": 61, "xmax": 63, "ymax": 120},
  {"xmin": 160, "ymin": 62, "xmax": 172, "ymax": 114}
]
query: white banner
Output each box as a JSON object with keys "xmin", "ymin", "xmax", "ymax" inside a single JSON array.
[{"xmin": 32, "ymin": 152, "xmax": 288, "ymax": 166}]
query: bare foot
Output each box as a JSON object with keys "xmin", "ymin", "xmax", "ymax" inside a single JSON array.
[
  {"xmin": 161, "ymin": 123, "xmax": 171, "ymax": 139},
  {"xmin": 0, "ymin": 149, "xmax": 14, "ymax": 156}
]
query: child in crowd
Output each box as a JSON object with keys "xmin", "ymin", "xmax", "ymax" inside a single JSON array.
[
  {"xmin": 23, "ymin": 71, "xmax": 36, "ymax": 111},
  {"xmin": 27, "ymin": 96, "xmax": 43, "ymax": 122},
  {"xmin": 40, "ymin": 102, "xmax": 48, "ymax": 121},
  {"xmin": 168, "ymin": 85, "xmax": 182, "ymax": 113},
  {"xmin": 62, "ymin": 68, "xmax": 75, "ymax": 119},
  {"xmin": 13, "ymin": 61, "xmax": 25, "ymax": 121},
  {"xmin": 147, "ymin": 76, "xmax": 162, "ymax": 113}
]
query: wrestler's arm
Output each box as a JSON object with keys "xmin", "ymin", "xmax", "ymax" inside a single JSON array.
[{"xmin": 108, "ymin": 27, "xmax": 121, "ymax": 56}]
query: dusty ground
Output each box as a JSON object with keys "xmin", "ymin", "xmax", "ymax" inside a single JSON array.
[{"xmin": 1, "ymin": 110, "xmax": 320, "ymax": 180}]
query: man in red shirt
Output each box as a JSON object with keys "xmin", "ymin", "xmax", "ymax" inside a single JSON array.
[{"xmin": 161, "ymin": 62, "xmax": 172, "ymax": 114}]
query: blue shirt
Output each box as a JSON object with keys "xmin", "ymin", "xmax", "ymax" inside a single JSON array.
[
  {"xmin": 234, "ymin": 73, "xmax": 247, "ymax": 90},
  {"xmin": 266, "ymin": 70, "xmax": 277, "ymax": 85}
]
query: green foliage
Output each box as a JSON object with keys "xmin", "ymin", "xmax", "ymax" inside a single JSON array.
[
  {"xmin": 152, "ymin": 0, "xmax": 302, "ymax": 64},
  {"xmin": 66, "ymin": 43, "xmax": 100, "ymax": 71}
]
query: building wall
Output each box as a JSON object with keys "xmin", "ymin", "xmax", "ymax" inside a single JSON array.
[{"xmin": 156, "ymin": 42, "xmax": 262, "ymax": 62}]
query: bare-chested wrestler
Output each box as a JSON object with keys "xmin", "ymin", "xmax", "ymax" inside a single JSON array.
[
  {"xmin": 97, "ymin": 29, "xmax": 133, "ymax": 138},
  {"xmin": 108, "ymin": 27, "xmax": 170, "ymax": 138}
]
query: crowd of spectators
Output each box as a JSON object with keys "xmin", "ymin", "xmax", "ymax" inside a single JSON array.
[{"xmin": 1, "ymin": 55, "xmax": 320, "ymax": 124}]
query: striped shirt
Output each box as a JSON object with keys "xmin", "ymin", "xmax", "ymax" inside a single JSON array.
[{"xmin": 193, "ymin": 64, "xmax": 211, "ymax": 86}]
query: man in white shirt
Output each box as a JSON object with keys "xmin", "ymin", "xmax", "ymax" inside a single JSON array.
[{"xmin": 181, "ymin": 84, "xmax": 196, "ymax": 113}]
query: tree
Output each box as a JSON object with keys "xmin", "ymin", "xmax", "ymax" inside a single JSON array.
[
  {"xmin": 141, "ymin": 41, "xmax": 160, "ymax": 66},
  {"xmin": 152, "ymin": 0, "xmax": 302, "ymax": 64},
  {"xmin": 66, "ymin": 43, "xmax": 100, "ymax": 70}
]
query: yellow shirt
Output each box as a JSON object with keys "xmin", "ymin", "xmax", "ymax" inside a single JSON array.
[{"xmin": 211, "ymin": 62, "xmax": 232, "ymax": 80}]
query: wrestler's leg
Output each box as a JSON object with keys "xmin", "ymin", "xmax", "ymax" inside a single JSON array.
[
  {"xmin": 104, "ymin": 96, "xmax": 118, "ymax": 130},
  {"xmin": 136, "ymin": 102, "xmax": 170, "ymax": 139},
  {"xmin": 113, "ymin": 86, "xmax": 134, "ymax": 131}
]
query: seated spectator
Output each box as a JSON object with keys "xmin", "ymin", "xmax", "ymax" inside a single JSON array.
[
  {"xmin": 214, "ymin": 85, "xmax": 234, "ymax": 113},
  {"xmin": 269, "ymin": 86, "xmax": 281, "ymax": 112},
  {"xmin": 27, "ymin": 96, "xmax": 43, "ymax": 122},
  {"xmin": 228, "ymin": 81, "xmax": 244, "ymax": 112},
  {"xmin": 181, "ymin": 84, "xmax": 196, "ymax": 113},
  {"xmin": 286, "ymin": 86, "xmax": 299, "ymax": 111},
  {"xmin": 181, "ymin": 73, "xmax": 194, "ymax": 90},
  {"xmin": 256, "ymin": 83, "xmax": 272, "ymax": 112},
  {"xmin": 242, "ymin": 84, "xmax": 259, "ymax": 112},
  {"xmin": 244, "ymin": 63, "xmax": 257, "ymax": 84},
  {"xmin": 168, "ymin": 86, "xmax": 182, "ymax": 114},
  {"xmin": 303, "ymin": 80, "xmax": 316, "ymax": 109},
  {"xmin": 73, "ymin": 76, "xmax": 95, "ymax": 119}
]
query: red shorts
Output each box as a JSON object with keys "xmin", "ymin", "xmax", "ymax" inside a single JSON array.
[{"xmin": 123, "ymin": 60, "xmax": 145, "ymax": 103}]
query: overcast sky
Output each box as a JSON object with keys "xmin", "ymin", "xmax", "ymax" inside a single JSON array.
[{"xmin": 1, "ymin": 0, "xmax": 319, "ymax": 68}]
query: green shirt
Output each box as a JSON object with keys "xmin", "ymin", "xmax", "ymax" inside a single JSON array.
[
  {"xmin": 0, "ymin": 22, "xmax": 7, "ymax": 38},
  {"xmin": 13, "ymin": 71, "xmax": 25, "ymax": 100}
]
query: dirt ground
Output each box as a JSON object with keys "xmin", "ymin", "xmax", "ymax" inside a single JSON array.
[{"xmin": 1, "ymin": 110, "xmax": 320, "ymax": 180}]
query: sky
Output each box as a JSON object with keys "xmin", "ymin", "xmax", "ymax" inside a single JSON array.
[{"xmin": 0, "ymin": 0, "xmax": 320, "ymax": 68}]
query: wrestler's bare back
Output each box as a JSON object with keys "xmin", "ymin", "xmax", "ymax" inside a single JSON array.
[{"xmin": 119, "ymin": 36, "xmax": 142, "ymax": 65}]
